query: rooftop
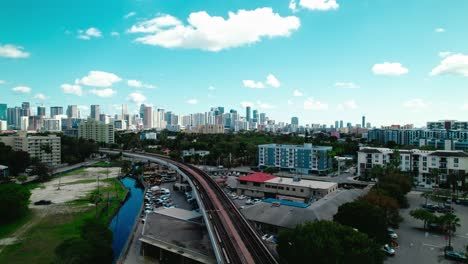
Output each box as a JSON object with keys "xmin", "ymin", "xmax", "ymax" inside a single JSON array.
[
  {"xmin": 237, "ymin": 172, "xmax": 277, "ymax": 183},
  {"xmin": 265, "ymin": 177, "xmax": 338, "ymax": 189},
  {"xmin": 154, "ymin": 208, "xmax": 202, "ymax": 222}
]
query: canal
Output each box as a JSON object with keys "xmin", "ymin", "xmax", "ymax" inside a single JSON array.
[{"xmin": 109, "ymin": 177, "xmax": 144, "ymax": 263}]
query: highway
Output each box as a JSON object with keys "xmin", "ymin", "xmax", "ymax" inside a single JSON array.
[{"xmin": 102, "ymin": 149, "xmax": 278, "ymax": 264}]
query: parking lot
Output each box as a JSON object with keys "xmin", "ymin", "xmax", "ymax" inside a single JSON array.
[{"xmin": 386, "ymin": 191, "xmax": 468, "ymax": 264}]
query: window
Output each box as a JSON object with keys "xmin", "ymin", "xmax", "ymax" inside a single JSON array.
[
  {"xmin": 454, "ymin": 158, "xmax": 459, "ymax": 163},
  {"xmin": 300, "ymin": 189, "xmax": 304, "ymax": 193},
  {"xmin": 240, "ymin": 181, "xmax": 247, "ymax": 185},
  {"xmin": 286, "ymin": 187, "xmax": 290, "ymax": 191},
  {"xmin": 253, "ymin": 183, "xmax": 260, "ymax": 187},
  {"xmin": 292, "ymin": 188, "xmax": 296, "ymax": 191}
]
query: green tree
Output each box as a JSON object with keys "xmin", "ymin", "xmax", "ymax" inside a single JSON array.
[
  {"xmin": 334, "ymin": 201, "xmax": 388, "ymax": 243},
  {"xmin": 439, "ymin": 213, "xmax": 461, "ymax": 249},
  {"xmin": 31, "ymin": 162, "xmax": 53, "ymax": 182},
  {"xmin": 277, "ymin": 221, "xmax": 384, "ymax": 264},
  {"xmin": 409, "ymin": 209, "xmax": 436, "ymax": 229},
  {"xmin": 0, "ymin": 184, "xmax": 31, "ymax": 224},
  {"xmin": 361, "ymin": 190, "xmax": 401, "ymax": 227},
  {"xmin": 263, "ymin": 167, "xmax": 279, "ymax": 174}
]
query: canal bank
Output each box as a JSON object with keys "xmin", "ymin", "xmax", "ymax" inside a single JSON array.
[{"xmin": 109, "ymin": 177, "xmax": 145, "ymax": 263}]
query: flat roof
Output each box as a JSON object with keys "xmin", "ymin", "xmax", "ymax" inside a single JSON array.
[
  {"xmin": 263, "ymin": 198, "xmax": 310, "ymax": 208},
  {"xmin": 154, "ymin": 208, "xmax": 202, "ymax": 221},
  {"xmin": 237, "ymin": 172, "xmax": 277, "ymax": 183},
  {"xmin": 265, "ymin": 177, "xmax": 337, "ymax": 190}
]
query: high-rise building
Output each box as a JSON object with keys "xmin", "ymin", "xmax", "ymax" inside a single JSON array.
[
  {"xmin": 66, "ymin": 105, "xmax": 78, "ymax": 118},
  {"xmin": 339, "ymin": 120, "xmax": 344, "ymax": 128},
  {"xmin": 143, "ymin": 106, "xmax": 153, "ymax": 129},
  {"xmin": 20, "ymin": 116, "xmax": 29, "ymax": 131},
  {"xmin": 0, "ymin": 104, "xmax": 7, "ymax": 121},
  {"xmin": 246, "ymin": 106, "xmax": 251, "ymax": 121},
  {"xmin": 291, "ymin": 117, "xmax": 299, "ymax": 126},
  {"xmin": 37, "ymin": 106, "xmax": 46, "ymax": 117},
  {"xmin": 42, "ymin": 118, "xmax": 61, "ymax": 132},
  {"xmin": 260, "ymin": 113, "xmax": 266, "ymax": 124},
  {"xmin": 362, "ymin": 116, "xmax": 366, "ymax": 128},
  {"xmin": 90, "ymin": 105, "xmax": 100, "ymax": 120},
  {"xmin": 335, "ymin": 121, "xmax": 339, "ymax": 129},
  {"xmin": 50, "ymin": 106, "xmax": 63, "ymax": 117},
  {"xmin": 253, "ymin": 110, "xmax": 258, "ymax": 123},
  {"xmin": 7, "ymin": 107, "xmax": 21, "ymax": 129},
  {"xmin": 78, "ymin": 119, "xmax": 115, "ymax": 144},
  {"xmin": 21, "ymin": 102, "xmax": 30, "ymax": 117},
  {"xmin": 139, "ymin": 104, "xmax": 146, "ymax": 120}
]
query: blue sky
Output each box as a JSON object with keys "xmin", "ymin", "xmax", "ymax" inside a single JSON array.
[{"xmin": 1, "ymin": 0, "xmax": 468, "ymax": 127}]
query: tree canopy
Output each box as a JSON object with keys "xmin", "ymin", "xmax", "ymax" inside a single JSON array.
[{"xmin": 0, "ymin": 184, "xmax": 31, "ymax": 224}]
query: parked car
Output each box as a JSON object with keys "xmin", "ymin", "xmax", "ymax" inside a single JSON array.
[
  {"xmin": 245, "ymin": 199, "xmax": 254, "ymax": 205},
  {"xmin": 382, "ymin": 244, "xmax": 395, "ymax": 256},
  {"xmin": 387, "ymin": 228, "xmax": 398, "ymax": 239},
  {"xmin": 262, "ymin": 234, "xmax": 273, "ymax": 241},
  {"xmin": 238, "ymin": 195, "xmax": 247, "ymax": 200},
  {"xmin": 445, "ymin": 250, "xmax": 467, "ymax": 262}
]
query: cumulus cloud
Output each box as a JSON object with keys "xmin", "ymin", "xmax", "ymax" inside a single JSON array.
[
  {"xmin": 110, "ymin": 32, "xmax": 120, "ymax": 37},
  {"xmin": 76, "ymin": 71, "xmax": 122, "ymax": 87},
  {"xmin": 430, "ymin": 53, "xmax": 468, "ymax": 77},
  {"xmin": 299, "ymin": 0, "xmax": 339, "ymax": 11},
  {"xmin": 124, "ymin": 12, "xmax": 136, "ymax": 19},
  {"xmin": 434, "ymin": 28, "xmax": 445, "ymax": 33},
  {"xmin": 34, "ymin": 93, "xmax": 47, "ymax": 100},
  {"xmin": 129, "ymin": 8, "xmax": 300, "ymax": 51},
  {"xmin": 77, "ymin": 27, "xmax": 102, "ymax": 40},
  {"xmin": 127, "ymin": 79, "xmax": 156, "ymax": 89},
  {"xmin": 187, "ymin": 98, "xmax": 198, "ymax": 104},
  {"xmin": 89, "ymin": 88, "xmax": 116, "ymax": 98},
  {"xmin": 289, "ymin": 0, "xmax": 298, "ymax": 11},
  {"xmin": 12, "ymin": 86, "xmax": 31, "ymax": 93},
  {"xmin": 266, "ymin": 74, "xmax": 281, "ymax": 88},
  {"xmin": 304, "ymin": 97, "xmax": 328, "ymax": 110},
  {"xmin": 61, "ymin": 84, "xmax": 83, "ymax": 96},
  {"xmin": 403, "ymin": 98, "xmax": 430, "ymax": 109},
  {"xmin": 128, "ymin": 91, "xmax": 147, "ymax": 105},
  {"xmin": 335, "ymin": 82, "xmax": 360, "ymax": 89},
  {"xmin": 0, "ymin": 44, "xmax": 30, "ymax": 58},
  {"xmin": 337, "ymin": 100, "xmax": 358, "ymax": 110},
  {"xmin": 439, "ymin": 51, "xmax": 451, "ymax": 58},
  {"xmin": 243, "ymin": 80, "xmax": 265, "ymax": 89},
  {"xmin": 208, "ymin": 86, "xmax": 216, "ymax": 90},
  {"xmin": 293, "ymin": 89, "xmax": 303, "ymax": 97},
  {"xmin": 372, "ymin": 62, "xmax": 409, "ymax": 76}
]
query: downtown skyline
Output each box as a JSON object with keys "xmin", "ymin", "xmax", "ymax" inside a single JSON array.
[{"xmin": 1, "ymin": 0, "xmax": 468, "ymax": 127}]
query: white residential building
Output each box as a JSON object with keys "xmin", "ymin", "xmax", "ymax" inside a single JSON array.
[
  {"xmin": 42, "ymin": 118, "xmax": 61, "ymax": 132},
  {"xmin": 357, "ymin": 147, "xmax": 468, "ymax": 187}
]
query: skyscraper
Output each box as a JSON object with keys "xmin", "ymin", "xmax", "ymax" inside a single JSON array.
[
  {"xmin": 67, "ymin": 105, "xmax": 78, "ymax": 118},
  {"xmin": 253, "ymin": 110, "xmax": 258, "ymax": 123},
  {"xmin": 7, "ymin": 107, "xmax": 21, "ymax": 129},
  {"xmin": 90, "ymin": 105, "xmax": 100, "ymax": 120},
  {"xmin": 143, "ymin": 106, "xmax": 153, "ymax": 129},
  {"xmin": 339, "ymin": 120, "xmax": 344, "ymax": 128},
  {"xmin": 37, "ymin": 106, "xmax": 46, "ymax": 117},
  {"xmin": 291, "ymin": 117, "xmax": 299, "ymax": 126},
  {"xmin": 50, "ymin": 106, "xmax": 63, "ymax": 117},
  {"xmin": 246, "ymin": 106, "xmax": 251, "ymax": 121},
  {"xmin": 21, "ymin": 102, "xmax": 30, "ymax": 117},
  {"xmin": 362, "ymin": 116, "xmax": 366, "ymax": 128},
  {"xmin": 139, "ymin": 104, "xmax": 146, "ymax": 120},
  {"xmin": 335, "ymin": 120, "xmax": 339, "ymax": 129},
  {"xmin": 260, "ymin": 113, "xmax": 266, "ymax": 124},
  {"xmin": 122, "ymin": 104, "xmax": 128, "ymax": 116},
  {"xmin": 0, "ymin": 104, "xmax": 7, "ymax": 121}
]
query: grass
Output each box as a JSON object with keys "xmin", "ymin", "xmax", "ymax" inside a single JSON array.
[
  {"xmin": 0, "ymin": 212, "xmax": 34, "ymax": 239},
  {"xmin": 0, "ymin": 178, "xmax": 127, "ymax": 264}
]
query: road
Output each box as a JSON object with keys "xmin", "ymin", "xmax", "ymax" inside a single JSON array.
[{"xmin": 387, "ymin": 191, "xmax": 468, "ymax": 264}]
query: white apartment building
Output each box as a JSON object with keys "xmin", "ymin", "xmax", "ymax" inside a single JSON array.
[
  {"xmin": 357, "ymin": 147, "xmax": 468, "ymax": 187},
  {"xmin": 0, "ymin": 120, "xmax": 7, "ymax": 131},
  {"xmin": 42, "ymin": 118, "xmax": 61, "ymax": 132},
  {"xmin": 78, "ymin": 119, "xmax": 115, "ymax": 144},
  {"xmin": 0, "ymin": 132, "xmax": 61, "ymax": 166}
]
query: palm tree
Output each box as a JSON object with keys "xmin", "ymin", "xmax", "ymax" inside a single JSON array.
[{"xmin": 439, "ymin": 213, "xmax": 460, "ymax": 250}]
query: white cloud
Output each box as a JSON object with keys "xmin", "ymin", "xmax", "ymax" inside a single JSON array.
[
  {"xmin": 77, "ymin": 27, "xmax": 102, "ymax": 40},
  {"xmin": 124, "ymin": 12, "xmax": 137, "ymax": 19},
  {"xmin": 435, "ymin": 28, "xmax": 445, "ymax": 33},
  {"xmin": 0, "ymin": 44, "xmax": 30, "ymax": 58},
  {"xmin": 439, "ymin": 51, "xmax": 451, "ymax": 58},
  {"xmin": 243, "ymin": 80, "xmax": 265, "ymax": 89},
  {"xmin": 293, "ymin": 89, "xmax": 303, "ymax": 97},
  {"xmin": 208, "ymin": 86, "xmax": 216, "ymax": 90},
  {"xmin": 129, "ymin": 8, "xmax": 300, "ymax": 51},
  {"xmin": 128, "ymin": 92, "xmax": 147, "ymax": 105},
  {"xmin": 127, "ymin": 79, "xmax": 156, "ymax": 89},
  {"xmin": 187, "ymin": 98, "xmax": 198, "ymax": 104},
  {"xmin": 0, "ymin": 80, "xmax": 5, "ymax": 84},
  {"xmin": 372, "ymin": 62, "xmax": 409, "ymax": 76},
  {"xmin": 289, "ymin": 0, "xmax": 297, "ymax": 11},
  {"xmin": 430, "ymin": 53, "xmax": 468, "ymax": 77},
  {"xmin": 337, "ymin": 100, "xmax": 358, "ymax": 110},
  {"xmin": 335, "ymin": 82, "xmax": 360, "ymax": 89},
  {"xmin": 34, "ymin": 93, "xmax": 47, "ymax": 100},
  {"xmin": 76, "ymin": 71, "xmax": 122, "ymax": 87},
  {"xmin": 12, "ymin": 86, "xmax": 31, "ymax": 93},
  {"xmin": 304, "ymin": 97, "xmax": 328, "ymax": 110},
  {"xmin": 403, "ymin": 98, "xmax": 430, "ymax": 109},
  {"xmin": 89, "ymin": 88, "xmax": 116, "ymax": 98},
  {"xmin": 61, "ymin": 84, "xmax": 83, "ymax": 96},
  {"xmin": 266, "ymin": 74, "xmax": 281, "ymax": 88},
  {"xmin": 110, "ymin": 32, "xmax": 120, "ymax": 37},
  {"xmin": 299, "ymin": 0, "xmax": 339, "ymax": 11},
  {"xmin": 240, "ymin": 101, "xmax": 254, "ymax": 108}
]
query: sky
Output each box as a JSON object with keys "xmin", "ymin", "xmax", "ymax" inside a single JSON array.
[{"xmin": 1, "ymin": 0, "xmax": 468, "ymax": 127}]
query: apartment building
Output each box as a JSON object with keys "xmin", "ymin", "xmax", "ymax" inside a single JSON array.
[
  {"xmin": 236, "ymin": 172, "xmax": 338, "ymax": 202},
  {"xmin": 357, "ymin": 147, "xmax": 468, "ymax": 187},
  {"xmin": 0, "ymin": 132, "xmax": 61, "ymax": 166},
  {"xmin": 194, "ymin": 124, "xmax": 224, "ymax": 134},
  {"xmin": 258, "ymin": 144, "xmax": 333, "ymax": 175},
  {"xmin": 78, "ymin": 119, "xmax": 115, "ymax": 144}
]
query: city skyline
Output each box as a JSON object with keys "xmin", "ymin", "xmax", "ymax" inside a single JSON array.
[{"xmin": 2, "ymin": 0, "xmax": 468, "ymax": 126}]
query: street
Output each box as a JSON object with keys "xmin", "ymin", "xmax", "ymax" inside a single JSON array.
[{"xmin": 386, "ymin": 191, "xmax": 468, "ymax": 264}]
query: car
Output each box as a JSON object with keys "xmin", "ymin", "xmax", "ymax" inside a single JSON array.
[
  {"xmin": 231, "ymin": 194, "xmax": 238, "ymax": 200},
  {"xmin": 238, "ymin": 195, "xmax": 247, "ymax": 200},
  {"xmin": 34, "ymin": 200, "xmax": 52, "ymax": 205},
  {"xmin": 252, "ymin": 199, "xmax": 261, "ymax": 203},
  {"xmin": 387, "ymin": 228, "xmax": 398, "ymax": 239},
  {"xmin": 262, "ymin": 234, "xmax": 273, "ymax": 241},
  {"xmin": 245, "ymin": 199, "xmax": 254, "ymax": 205},
  {"xmin": 144, "ymin": 209, "xmax": 152, "ymax": 214},
  {"xmin": 445, "ymin": 250, "xmax": 467, "ymax": 262},
  {"xmin": 382, "ymin": 244, "xmax": 395, "ymax": 256}
]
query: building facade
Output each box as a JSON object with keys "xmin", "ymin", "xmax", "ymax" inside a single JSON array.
[
  {"xmin": 258, "ymin": 144, "xmax": 333, "ymax": 174},
  {"xmin": 0, "ymin": 133, "xmax": 61, "ymax": 166},
  {"xmin": 78, "ymin": 119, "xmax": 115, "ymax": 144},
  {"xmin": 357, "ymin": 147, "xmax": 468, "ymax": 187}
]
